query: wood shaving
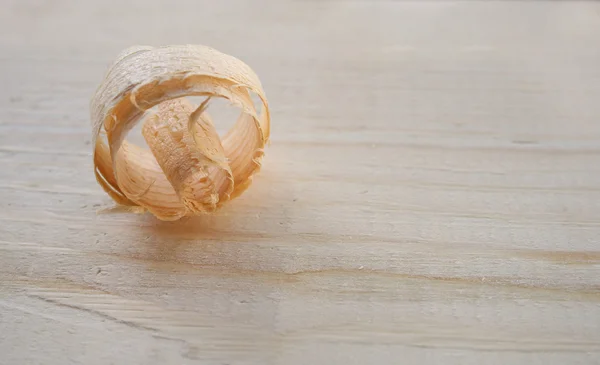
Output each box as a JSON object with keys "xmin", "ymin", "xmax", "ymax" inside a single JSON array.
[{"xmin": 90, "ymin": 45, "xmax": 270, "ymax": 221}]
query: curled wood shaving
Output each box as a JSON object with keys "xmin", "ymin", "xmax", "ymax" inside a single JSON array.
[{"xmin": 90, "ymin": 45, "xmax": 270, "ymax": 221}]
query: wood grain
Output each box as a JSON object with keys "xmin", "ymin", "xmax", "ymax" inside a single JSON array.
[{"xmin": 1, "ymin": 1, "xmax": 600, "ymax": 364}]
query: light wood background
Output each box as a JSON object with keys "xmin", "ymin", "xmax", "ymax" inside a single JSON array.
[{"xmin": 1, "ymin": 1, "xmax": 600, "ymax": 364}]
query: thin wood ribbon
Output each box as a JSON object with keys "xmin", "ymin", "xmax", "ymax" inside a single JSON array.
[{"xmin": 90, "ymin": 45, "xmax": 270, "ymax": 221}]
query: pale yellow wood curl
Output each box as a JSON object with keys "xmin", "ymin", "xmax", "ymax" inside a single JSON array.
[{"xmin": 90, "ymin": 45, "xmax": 270, "ymax": 220}]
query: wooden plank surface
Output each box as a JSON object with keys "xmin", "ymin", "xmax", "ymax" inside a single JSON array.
[{"xmin": 1, "ymin": 1, "xmax": 600, "ymax": 364}]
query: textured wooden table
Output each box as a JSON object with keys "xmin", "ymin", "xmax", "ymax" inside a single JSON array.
[{"xmin": 1, "ymin": 1, "xmax": 600, "ymax": 364}]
